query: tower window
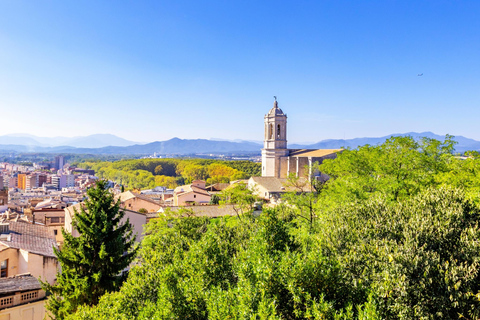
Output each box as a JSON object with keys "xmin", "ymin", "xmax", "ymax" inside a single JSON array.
[
  {"xmin": 277, "ymin": 124, "xmax": 281, "ymax": 138},
  {"xmin": 269, "ymin": 124, "xmax": 273, "ymax": 139}
]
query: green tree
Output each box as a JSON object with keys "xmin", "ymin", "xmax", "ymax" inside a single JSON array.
[
  {"xmin": 42, "ymin": 180, "xmax": 138, "ymax": 319},
  {"xmin": 154, "ymin": 164, "xmax": 163, "ymax": 175}
]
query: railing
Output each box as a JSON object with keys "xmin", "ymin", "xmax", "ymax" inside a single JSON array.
[
  {"xmin": 0, "ymin": 290, "xmax": 42, "ymax": 310},
  {"xmin": 0, "ymin": 296, "xmax": 14, "ymax": 309},
  {"xmin": 20, "ymin": 291, "xmax": 38, "ymax": 303}
]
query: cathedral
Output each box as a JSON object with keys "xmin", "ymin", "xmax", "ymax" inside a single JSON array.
[{"xmin": 261, "ymin": 98, "xmax": 342, "ymax": 180}]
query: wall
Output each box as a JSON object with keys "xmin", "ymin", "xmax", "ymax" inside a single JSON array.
[
  {"xmin": 0, "ymin": 298, "xmax": 47, "ymax": 320},
  {"xmin": 0, "ymin": 248, "xmax": 19, "ymax": 278},
  {"xmin": 176, "ymin": 192, "xmax": 211, "ymax": 206},
  {"xmin": 65, "ymin": 207, "xmax": 147, "ymax": 244},
  {"xmin": 124, "ymin": 211, "xmax": 147, "ymax": 243},
  {"xmin": 122, "ymin": 198, "xmax": 160, "ymax": 213}
]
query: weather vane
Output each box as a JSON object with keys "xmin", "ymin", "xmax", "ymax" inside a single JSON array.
[{"xmin": 274, "ymin": 96, "xmax": 277, "ymax": 101}]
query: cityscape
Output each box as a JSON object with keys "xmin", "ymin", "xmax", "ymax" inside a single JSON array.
[{"xmin": 1, "ymin": 1, "xmax": 480, "ymax": 320}]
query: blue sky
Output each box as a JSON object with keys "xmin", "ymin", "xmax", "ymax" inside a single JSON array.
[{"xmin": 0, "ymin": 1, "xmax": 479, "ymax": 143}]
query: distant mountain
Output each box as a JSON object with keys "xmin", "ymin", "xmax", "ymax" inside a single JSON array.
[
  {"xmin": 61, "ymin": 138, "xmax": 262, "ymax": 155},
  {"xmin": 0, "ymin": 132, "xmax": 479, "ymax": 155},
  {"xmin": 0, "ymin": 133, "xmax": 138, "ymax": 148},
  {"xmin": 289, "ymin": 132, "xmax": 480, "ymax": 153}
]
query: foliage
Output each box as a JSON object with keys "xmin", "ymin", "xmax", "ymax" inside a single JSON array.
[
  {"xmin": 42, "ymin": 180, "xmax": 138, "ymax": 319},
  {"xmin": 77, "ymin": 158, "xmax": 260, "ymax": 190},
  {"xmin": 70, "ymin": 135, "xmax": 480, "ymax": 319}
]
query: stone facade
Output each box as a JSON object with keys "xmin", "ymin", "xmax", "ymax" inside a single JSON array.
[{"xmin": 261, "ymin": 99, "xmax": 342, "ymax": 179}]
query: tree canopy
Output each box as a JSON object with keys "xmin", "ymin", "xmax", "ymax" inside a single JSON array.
[
  {"xmin": 67, "ymin": 136, "xmax": 480, "ymax": 319},
  {"xmin": 78, "ymin": 158, "xmax": 260, "ymax": 190}
]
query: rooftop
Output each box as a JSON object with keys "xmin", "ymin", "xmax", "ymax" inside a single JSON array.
[
  {"xmin": 0, "ymin": 221, "xmax": 57, "ymax": 258},
  {"xmin": 0, "ymin": 274, "xmax": 42, "ymax": 295},
  {"xmin": 267, "ymin": 100, "xmax": 285, "ymax": 116},
  {"xmin": 288, "ymin": 148, "xmax": 343, "ymax": 158}
]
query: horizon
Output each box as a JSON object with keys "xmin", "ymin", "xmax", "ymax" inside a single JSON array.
[
  {"xmin": 1, "ymin": 2, "xmax": 479, "ymax": 141},
  {"xmin": 0, "ymin": 130, "xmax": 470, "ymax": 148}
]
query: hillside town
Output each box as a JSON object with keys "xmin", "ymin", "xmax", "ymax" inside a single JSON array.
[{"xmin": 0, "ymin": 101, "xmax": 334, "ymax": 318}]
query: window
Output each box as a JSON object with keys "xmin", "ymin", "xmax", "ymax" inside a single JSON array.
[
  {"xmin": 277, "ymin": 124, "xmax": 281, "ymax": 138},
  {"xmin": 1, "ymin": 259, "xmax": 7, "ymax": 278},
  {"xmin": 54, "ymin": 229, "xmax": 58, "ymax": 236},
  {"xmin": 50, "ymin": 217, "xmax": 60, "ymax": 223},
  {"xmin": 269, "ymin": 124, "xmax": 273, "ymax": 139},
  {"xmin": 194, "ymin": 195, "xmax": 196, "ymax": 198}
]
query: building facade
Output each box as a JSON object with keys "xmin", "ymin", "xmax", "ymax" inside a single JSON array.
[{"xmin": 261, "ymin": 98, "xmax": 342, "ymax": 179}]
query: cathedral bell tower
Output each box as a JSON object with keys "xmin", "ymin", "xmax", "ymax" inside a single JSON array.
[{"xmin": 261, "ymin": 97, "xmax": 289, "ymax": 177}]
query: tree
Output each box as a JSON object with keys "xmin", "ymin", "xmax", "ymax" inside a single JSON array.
[
  {"xmin": 154, "ymin": 164, "xmax": 163, "ymax": 175},
  {"xmin": 42, "ymin": 180, "xmax": 138, "ymax": 319}
]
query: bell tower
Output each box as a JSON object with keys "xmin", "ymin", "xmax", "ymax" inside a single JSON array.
[{"xmin": 261, "ymin": 97, "xmax": 289, "ymax": 177}]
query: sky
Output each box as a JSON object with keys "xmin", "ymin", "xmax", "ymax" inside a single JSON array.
[{"xmin": 0, "ymin": 1, "xmax": 479, "ymax": 144}]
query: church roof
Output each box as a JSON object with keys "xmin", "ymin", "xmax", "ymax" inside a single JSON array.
[
  {"xmin": 267, "ymin": 100, "xmax": 285, "ymax": 116},
  {"xmin": 288, "ymin": 149, "xmax": 343, "ymax": 158}
]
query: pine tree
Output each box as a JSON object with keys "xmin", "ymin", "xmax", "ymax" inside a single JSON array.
[{"xmin": 42, "ymin": 180, "xmax": 138, "ymax": 319}]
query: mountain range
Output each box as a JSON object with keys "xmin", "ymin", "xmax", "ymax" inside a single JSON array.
[
  {"xmin": 0, "ymin": 132, "xmax": 479, "ymax": 155},
  {"xmin": 0, "ymin": 133, "xmax": 138, "ymax": 148}
]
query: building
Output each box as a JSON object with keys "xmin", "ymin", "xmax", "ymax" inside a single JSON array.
[
  {"xmin": 0, "ymin": 274, "xmax": 47, "ymax": 320},
  {"xmin": 0, "ymin": 190, "xmax": 7, "ymax": 206},
  {"xmin": 51, "ymin": 176, "xmax": 60, "ymax": 190},
  {"xmin": 64, "ymin": 203, "xmax": 147, "ymax": 243},
  {"xmin": 17, "ymin": 174, "xmax": 27, "ymax": 190},
  {"xmin": 37, "ymin": 174, "xmax": 47, "ymax": 188},
  {"xmin": 116, "ymin": 191, "xmax": 162, "ymax": 213},
  {"xmin": 248, "ymin": 176, "xmax": 312, "ymax": 203},
  {"xmin": 54, "ymin": 156, "xmax": 64, "ymax": 171},
  {"xmin": 25, "ymin": 174, "xmax": 38, "ymax": 190},
  {"xmin": 0, "ymin": 222, "xmax": 59, "ymax": 285},
  {"xmin": 173, "ymin": 180, "xmax": 211, "ymax": 206},
  {"xmin": 29, "ymin": 208, "xmax": 66, "ymax": 246},
  {"xmin": 261, "ymin": 98, "xmax": 342, "ymax": 179},
  {"xmin": 59, "ymin": 174, "xmax": 75, "ymax": 189}
]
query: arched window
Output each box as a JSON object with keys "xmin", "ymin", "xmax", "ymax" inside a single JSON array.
[
  {"xmin": 269, "ymin": 124, "xmax": 273, "ymax": 139},
  {"xmin": 277, "ymin": 124, "xmax": 281, "ymax": 138}
]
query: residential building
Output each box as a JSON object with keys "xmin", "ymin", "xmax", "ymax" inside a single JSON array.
[
  {"xmin": 173, "ymin": 180, "xmax": 211, "ymax": 206},
  {"xmin": 0, "ymin": 222, "xmax": 59, "ymax": 285},
  {"xmin": 0, "ymin": 190, "xmax": 7, "ymax": 206},
  {"xmin": 54, "ymin": 156, "xmax": 64, "ymax": 171},
  {"xmin": 116, "ymin": 191, "xmax": 161, "ymax": 213},
  {"xmin": 65, "ymin": 203, "xmax": 147, "ymax": 243},
  {"xmin": 59, "ymin": 174, "xmax": 75, "ymax": 189},
  {"xmin": 0, "ymin": 274, "xmax": 47, "ymax": 320},
  {"xmin": 25, "ymin": 174, "xmax": 38, "ymax": 190},
  {"xmin": 17, "ymin": 174, "xmax": 27, "ymax": 190}
]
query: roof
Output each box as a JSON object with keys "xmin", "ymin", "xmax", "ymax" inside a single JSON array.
[
  {"xmin": 159, "ymin": 205, "xmax": 239, "ymax": 218},
  {"xmin": 249, "ymin": 177, "xmax": 288, "ymax": 192},
  {"xmin": 0, "ymin": 221, "xmax": 57, "ymax": 258},
  {"xmin": 267, "ymin": 100, "xmax": 285, "ymax": 116},
  {"xmin": 0, "ymin": 274, "xmax": 42, "ymax": 294},
  {"xmin": 174, "ymin": 184, "xmax": 211, "ymax": 197},
  {"xmin": 205, "ymin": 183, "xmax": 230, "ymax": 192},
  {"xmin": 249, "ymin": 176, "xmax": 312, "ymax": 193},
  {"xmin": 116, "ymin": 191, "xmax": 161, "ymax": 205},
  {"xmin": 288, "ymin": 148, "xmax": 343, "ymax": 158}
]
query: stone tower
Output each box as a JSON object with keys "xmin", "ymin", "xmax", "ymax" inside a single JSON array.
[{"xmin": 261, "ymin": 98, "xmax": 289, "ymax": 177}]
